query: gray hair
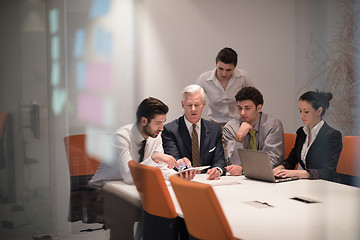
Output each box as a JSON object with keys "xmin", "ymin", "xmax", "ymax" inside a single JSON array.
[{"xmin": 181, "ymin": 84, "xmax": 206, "ymax": 103}]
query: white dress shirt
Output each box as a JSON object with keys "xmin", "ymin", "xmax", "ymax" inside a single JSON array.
[
  {"xmin": 300, "ymin": 120, "xmax": 324, "ymax": 168},
  {"xmin": 90, "ymin": 123, "xmax": 177, "ymax": 185},
  {"xmin": 184, "ymin": 117, "xmax": 201, "ymax": 147},
  {"xmin": 196, "ymin": 68, "xmax": 254, "ymax": 124}
]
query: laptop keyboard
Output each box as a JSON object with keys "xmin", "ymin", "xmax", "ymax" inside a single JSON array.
[{"xmin": 275, "ymin": 176, "xmax": 299, "ymax": 182}]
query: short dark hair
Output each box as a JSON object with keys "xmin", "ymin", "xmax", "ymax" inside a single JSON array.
[
  {"xmin": 216, "ymin": 47, "xmax": 238, "ymax": 66},
  {"xmin": 299, "ymin": 90, "xmax": 332, "ymax": 117},
  {"xmin": 235, "ymin": 86, "xmax": 264, "ymax": 107},
  {"xmin": 136, "ymin": 97, "xmax": 169, "ymax": 123}
]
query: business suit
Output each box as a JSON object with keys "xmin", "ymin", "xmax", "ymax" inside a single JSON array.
[
  {"xmin": 283, "ymin": 122, "xmax": 342, "ymax": 182},
  {"xmin": 223, "ymin": 112, "xmax": 284, "ymax": 167},
  {"xmin": 162, "ymin": 116, "xmax": 226, "ymax": 173}
]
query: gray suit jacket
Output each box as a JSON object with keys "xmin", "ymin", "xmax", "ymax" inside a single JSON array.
[{"xmin": 223, "ymin": 112, "xmax": 284, "ymax": 167}]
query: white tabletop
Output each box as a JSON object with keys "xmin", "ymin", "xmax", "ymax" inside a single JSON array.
[{"xmin": 104, "ymin": 174, "xmax": 360, "ymax": 240}]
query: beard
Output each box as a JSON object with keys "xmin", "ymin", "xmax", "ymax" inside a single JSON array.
[{"xmin": 143, "ymin": 123, "xmax": 160, "ymax": 138}]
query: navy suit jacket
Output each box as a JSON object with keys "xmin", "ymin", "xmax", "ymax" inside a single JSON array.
[
  {"xmin": 162, "ymin": 116, "xmax": 226, "ymax": 172},
  {"xmin": 283, "ymin": 122, "xmax": 342, "ymax": 182}
]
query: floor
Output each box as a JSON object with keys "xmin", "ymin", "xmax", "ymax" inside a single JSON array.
[
  {"xmin": 0, "ymin": 184, "xmax": 110, "ymax": 240},
  {"xmin": 56, "ymin": 228, "xmax": 110, "ymax": 240},
  {"xmin": 1, "ymin": 212, "xmax": 110, "ymax": 240},
  {"xmin": 1, "ymin": 226, "xmax": 110, "ymax": 240}
]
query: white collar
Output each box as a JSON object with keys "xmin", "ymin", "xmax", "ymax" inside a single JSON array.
[
  {"xmin": 303, "ymin": 120, "xmax": 324, "ymax": 137},
  {"xmin": 131, "ymin": 123, "xmax": 147, "ymax": 146},
  {"xmin": 206, "ymin": 67, "xmax": 243, "ymax": 81},
  {"xmin": 184, "ymin": 116, "xmax": 201, "ymax": 133}
]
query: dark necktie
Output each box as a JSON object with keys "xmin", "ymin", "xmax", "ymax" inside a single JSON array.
[
  {"xmin": 192, "ymin": 124, "xmax": 200, "ymax": 167},
  {"xmin": 248, "ymin": 129, "xmax": 257, "ymax": 150},
  {"xmin": 139, "ymin": 139, "xmax": 146, "ymax": 162}
]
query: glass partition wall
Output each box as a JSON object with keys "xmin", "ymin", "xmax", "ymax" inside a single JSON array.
[
  {"xmin": 48, "ymin": 0, "xmax": 136, "ymax": 237},
  {"xmin": 0, "ymin": 1, "xmax": 52, "ymax": 239},
  {"xmin": 0, "ymin": 0, "xmax": 136, "ymax": 239},
  {"xmin": 0, "ymin": 0, "xmax": 52, "ymax": 239}
]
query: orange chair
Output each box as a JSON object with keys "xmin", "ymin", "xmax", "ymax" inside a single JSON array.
[
  {"xmin": 0, "ymin": 112, "xmax": 15, "ymax": 203},
  {"xmin": 284, "ymin": 133, "xmax": 296, "ymax": 159},
  {"xmin": 64, "ymin": 134, "xmax": 103, "ymax": 223},
  {"xmin": 336, "ymin": 136, "xmax": 360, "ymax": 177},
  {"xmin": 169, "ymin": 175, "xmax": 238, "ymax": 240},
  {"xmin": 0, "ymin": 112, "xmax": 8, "ymax": 140},
  {"xmin": 64, "ymin": 134, "xmax": 100, "ymax": 177},
  {"xmin": 128, "ymin": 160, "xmax": 183, "ymax": 240},
  {"xmin": 284, "ymin": 133, "xmax": 298, "ymax": 169},
  {"xmin": 0, "ymin": 112, "xmax": 9, "ymax": 169}
]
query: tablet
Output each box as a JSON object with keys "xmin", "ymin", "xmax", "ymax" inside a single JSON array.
[{"xmin": 179, "ymin": 165, "xmax": 210, "ymax": 173}]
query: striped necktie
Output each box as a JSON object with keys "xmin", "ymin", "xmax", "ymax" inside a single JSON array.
[{"xmin": 191, "ymin": 124, "xmax": 200, "ymax": 167}]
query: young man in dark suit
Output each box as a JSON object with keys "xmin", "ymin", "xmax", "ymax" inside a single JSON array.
[{"xmin": 162, "ymin": 84, "xmax": 226, "ymax": 180}]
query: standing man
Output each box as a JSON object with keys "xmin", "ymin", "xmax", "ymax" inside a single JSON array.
[
  {"xmin": 90, "ymin": 97, "xmax": 194, "ymax": 185},
  {"xmin": 162, "ymin": 84, "xmax": 226, "ymax": 180},
  {"xmin": 223, "ymin": 87, "xmax": 284, "ymax": 176},
  {"xmin": 196, "ymin": 47, "xmax": 254, "ymax": 126}
]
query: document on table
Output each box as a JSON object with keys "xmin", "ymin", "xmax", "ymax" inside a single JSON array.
[{"xmin": 192, "ymin": 174, "xmax": 242, "ymax": 186}]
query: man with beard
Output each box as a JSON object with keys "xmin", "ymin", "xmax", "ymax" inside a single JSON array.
[{"xmin": 90, "ymin": 97, "xmax": 194, "ymax": 185}]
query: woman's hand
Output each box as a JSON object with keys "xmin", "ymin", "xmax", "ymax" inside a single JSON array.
[
  {"xmin": 274, "ymin": 169, "xmax": 310, "ymax": 179},
  {"xmin": 273, "ymin": 165, "xmax": 285, "ymax": 175}
]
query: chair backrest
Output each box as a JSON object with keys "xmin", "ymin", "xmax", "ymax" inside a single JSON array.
[
  {"xmin": 128, "ymin": 160, "xmax": 177, "ymax": 219},
  {"xmin": 337, "ymin": 136, "xmax": 360, "ymax": 177},
  {"xmin": 169, "ymin": 175, "xmax": 236, "ymax": 240},
  {"xmin": 64, "ymin": 134, "xmax": 101, "ymax": 176},
  {"xmin": 284, "ymin": 133, "xmax": 296, "ymax": 158},
  {"xmin": 0, "ymin": 112, "xmax": 8, "ymax": 139}
]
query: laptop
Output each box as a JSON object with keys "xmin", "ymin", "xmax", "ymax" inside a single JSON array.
[{"xmin": 239, "ymin": 149, "xmax": 299, "ymax": 183}]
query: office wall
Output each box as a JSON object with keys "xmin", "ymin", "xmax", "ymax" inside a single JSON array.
[
  {"xmin": 48, "ymin": 0, "xmax": 349, "ymax": 145},
  {"xmin": 136, "ymin": 0, "xmax": 350, "ymax": 135},
  {"xmin": 136, "ymin": 0, "xmax": 297, "ymax": 132},
  {"xmin": 295, "ymin": 0, "xmax": 357, "ymax": 136}
]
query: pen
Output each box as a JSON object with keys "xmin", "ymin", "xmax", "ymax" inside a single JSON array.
[{"xmin": 255, "ymin": 201, "xmax": 274, "ymax": 207}]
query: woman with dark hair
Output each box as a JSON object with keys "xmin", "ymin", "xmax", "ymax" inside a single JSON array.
[{"xmin": 273, "ymin": 91, "xmax": 343, "ymax": 182}]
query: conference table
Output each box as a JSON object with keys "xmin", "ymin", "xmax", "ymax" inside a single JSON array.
[{"xmin": 103, "ymin": 174, "xmax": 360, "ymax": 240}]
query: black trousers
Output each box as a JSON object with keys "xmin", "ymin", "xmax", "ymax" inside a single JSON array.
[{"xmin": 143, "ymin": 211, "xmax": 190, "ymax": 240}]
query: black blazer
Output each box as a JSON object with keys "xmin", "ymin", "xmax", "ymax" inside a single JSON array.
[
  {"xmin": 162, "ymin": 116, "xmax": 226, "ymax": 172},
  {"xmin": 283, "ymin": 122, "xmax": 342, "ymax": 182}
]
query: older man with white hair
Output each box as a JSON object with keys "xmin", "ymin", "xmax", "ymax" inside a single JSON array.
[{"xmin": 162, "ymin": 84, "xmax": 226, "ymax": 180}]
